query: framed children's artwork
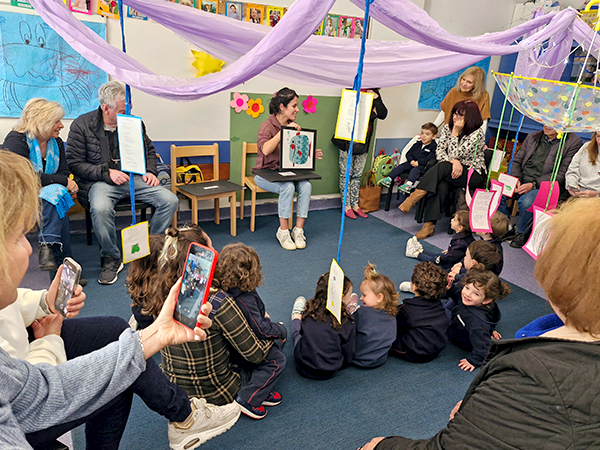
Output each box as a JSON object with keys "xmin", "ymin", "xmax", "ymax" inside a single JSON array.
[
  {"xmin": 323, "ymin": 15, "xmax": 338, "ymax": 37},
  {"xmin": 97, "ymin": 0, "xmax": 119, "ymax": 19},
  {"xmin": 69, "ymin": 0, "xmax": 92, "ymax": 15},
  {"xmin": 10, "ymin": 0, "xmax": 33, "ymax": 9},
  {"xmin": 246, "ymin": 4, "xmax": 264, "ymax": 24},
  {"xmin": 267, "ymin": 6, "xmax": 284, "ymax": 27},
  {"xmin": 280, "ymin": 127, "xmax": 317, "ymax": 171},
  {"xmin": 353, "ymin": 18, "xmax": 364, "ymax": 39},
  {"xmin": 225, "ymin": 1, "xmax": 242, "ymax": 20},
  {"xmin": 200, "ymin": 0, "xmax": 218, "ymax": 13},
  {"xmin": 313, "ymin": 20, "xmax": 324, "ymax": 35},
  {"xmin": 338, "ymin": 16, "xmax": 353, "ymax": 38},
  {"xmin": 127, "ymin": 7, "xmax": 148, "ymax": 20},
  {"xmin": 177, "ymin": 0, "xmax": 196, "ymax": 7}
]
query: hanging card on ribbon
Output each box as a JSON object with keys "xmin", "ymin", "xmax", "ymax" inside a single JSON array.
[
  {"xmin": 489, "ymin": 150, "xmax": 504, "ymax": 173},
  {"xmin": 490, "ymin": 180, "xmax": 504, "ymax": 217},
  {"xmin": 498, "ymin": 173, "xmax": 518, "ymax": 197},
  {"xmin": 469, "ymin": 189, "xmax": 495, "ymax": 233},
  {"xmin": 464, "ymin": 167, "xmax": 475, "ymax": 206},
  {"xmin": 117, "ymin": 114, "xmax": 146, "ymax": 175},
  {"xmin": 121, "ymin": 221, "xmax": 150, "ymax": 264},
  {"xmin": 326, "ymin": 259, "xmax": 345, "ymax": 325},
  {"xmin": 523, "ymin": 206, "xmax": 553, "ymax": 260},
  {"xmin": 333, "ymin": 89, "xmax": 374, "ymax": 144},
  {"xmin": 528, "ymin": 180, "xmax": 559, "ymax": 212}
]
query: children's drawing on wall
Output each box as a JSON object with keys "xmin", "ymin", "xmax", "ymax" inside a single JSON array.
[
  {"xmin": 201, "ymin": 0, "xmax": 218, "ymax": 13},
  {"xmin": 10, "ymin": 0, "xmax": 33, "ymax": 9},
  {"xmin": 324, "ymin": 15, "xmax": 338, "ymax": 37},
  {"xmin": 127, "ymin": 7, "xmax": 148, "ymax": 20},
  {"xmin": 177, "ymin": 0, "xmax": 196, "ymax": 8},
  {"xmin": 267, "ymin": 6, "xmax": 283, "ymax": 27},
  {"xmin": 339, "ymin": 16, "xmax": 353, "ymax": 38},
  {"xmin": 353, "ymin": 18, "xmax": 364, "ymax": 39},
  {"xmin": 68, "ymin": 0, "xmax": 92, "ymax": 15},
  {"xmin": 0, "ymin": 12, "xmax": 108, "ymax": 118},
  {"xmin": 246, "ymin": 4, "xmax": 264, "ymax": 24},
  {"xmin": 97, "ymin": 0, "xmax": 119, "ymax": 19},
  {"xmin": 226, "ymin": 2, "xmax": 242, "ymax": 20},
  {"xmin": 418, "ymin": 58, "xmax": 491, "ymax": 110}
]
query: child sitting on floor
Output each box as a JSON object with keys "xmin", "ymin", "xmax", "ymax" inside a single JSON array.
[
  {"xmin": 390, "ymin": 262, "xmax": 449, "ymax": 363},
  {"xmin": 351, "ymin": 264, "xmax": 398, "ymax": 368},
  {"xmin": 379, "ymin": 122, "xmax": 438, "ymax": 192},
  {"xmin": 474, "ymin": 211, "xmax": 510, "ymax": 275},
  {"xmin": 405, "ymin": 210, "xmax": 475, "ymax": 271},
  {"xmin": 213, "ymin": 243, "xmax": 286, "ymax": 419},
  {"xmin": 448, "ymin": 267, "xmax": 511, "ymax": 372},
  {"xmin": 291, "ymin": 273, "xmax": 356, "ymax": 380}
]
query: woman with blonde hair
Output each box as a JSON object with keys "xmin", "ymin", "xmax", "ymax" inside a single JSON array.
[
  {"xmin": 361, "ymin": 198, "xmax": 600, "ymax": 450},
  {"xmin": 565, "ymin": 131, "xmax": 600, "ymax": 198},
  {"xmin": 3, "ymin": 98, "xmax": 78, "ymax": 272}
]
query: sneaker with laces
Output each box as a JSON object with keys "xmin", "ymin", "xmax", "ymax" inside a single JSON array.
[
  {"xmin": 378, "ymin": 176, "xmax": 392, "ymax": 187},
  {"xmin": 399, "ymin": 281, "xmax": 414, "ymax": 293},
  {"xmin": 405, "ymin": 237, "xmax": 421, "ymax": 259},
  {"xmin": 262, "ymin": 391, "xmax": 283, "ymax": 406},
  {"xmin": 399, "ymin": 182, "xmax": 413, "ymax": 193},
  {"xmin": 236, "ymin": 396, "xmax": 267, "ymax": 420},
  {"xmin": 276, "ymin": 228, "xmax": 296, "ymax": 251},
  {"xmin": 98, "ymin": 256, "xmax": 124, "ymax": 285},
  {"xmin": 168, "ymin": 398, "xmax": 240, "ymax": 450},
  {"xmin": 291, "ymin": 226, "xmax": 306, "ymax": 249},
  {"xmin": 291, "ymin": 296, "xmax": 307, "ymax": 318}
]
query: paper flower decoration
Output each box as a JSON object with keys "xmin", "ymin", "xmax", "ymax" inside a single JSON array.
[
  {"xmin": 230, "ymin": 92, "xmax": 249, "ymax": 113},
  {"xmin": 191, "ymin": 50, "xmax": 225, "ymax": 77},
  {"xmin": 246, "ymin": 98, "xmax": 265, "ymax": 118},
  {"xmin": 302, "ymin": 95, "xmax": 318, "ymax": 114}
]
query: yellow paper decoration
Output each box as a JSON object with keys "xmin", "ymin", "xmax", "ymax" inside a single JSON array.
[
  {"xmin": 191, "ymin": 50, "xmax": 225, "ymax": 77},
  {"xmin": 246, "ymin": 98, "xmax": 265, "ymax": 118}
]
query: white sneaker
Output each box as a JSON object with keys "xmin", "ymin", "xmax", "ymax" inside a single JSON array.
[
  {"xmin": 405, "ymin": 237, "xmax": 421, "ymax": 258},
  {"xmin": 276, "ymin": 228, "xmax": 296, "ymax": 251},
  {"xmin": 291, "ymin": 226, "xmax": 306, "ymax": 249},
  {"xmin": 399, "ymin": 281, "xmax": 414, "ymax": 293},
  {"xmin": 292, "ymin": 296, "xmax": 307, "ymax": 318},
  {"xmin": 168, "ymin": 398, "xmax": 241, "ymax": 450}
]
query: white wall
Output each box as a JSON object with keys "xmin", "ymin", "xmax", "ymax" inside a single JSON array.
[{"xmin": 0, "ymin": 0, "xmax": 543, "ymax": 142}]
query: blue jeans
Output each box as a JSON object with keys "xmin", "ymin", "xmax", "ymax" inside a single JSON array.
[
  {"xmin": 39, "ymin": 199, "xmax": 72, "ymax": 265},
  {"xmin": 254, "ymin": 175, "xmax": 312, "ymax": 219},
  {"xmin": 498, "ymin": 189, "xmax": 538, "ymax": 234},
  {"xmin": 26, "ymin": 316, "xmax": 191, "ymax": 450},
  {"xmin": 88, "ymin": 176, "xmax": 179, "ymax": 259}
]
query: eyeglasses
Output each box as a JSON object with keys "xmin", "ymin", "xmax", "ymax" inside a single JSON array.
[{"xmin": 453, "ymin": 111, "xmax": 465, "ymax": 117}]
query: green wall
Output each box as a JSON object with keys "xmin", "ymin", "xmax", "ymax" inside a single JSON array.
[{"xmin": 229, "ymin": 92, "xmax": 378, "ymax": 200}]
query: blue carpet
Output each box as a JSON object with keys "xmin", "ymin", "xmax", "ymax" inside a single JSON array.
[{"xmin": 50, "ymin": 209, "xmax": 552, "ymax": 450}]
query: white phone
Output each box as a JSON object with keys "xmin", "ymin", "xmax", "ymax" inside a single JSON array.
[{"xmin": 54, "ymin": 257, "xmax": 81, "ymax": 317}]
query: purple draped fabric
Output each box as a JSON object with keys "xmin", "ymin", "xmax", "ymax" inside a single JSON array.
[{"xmin": 28, "ymin": 0, "xmax": 599, "ymax": 101}]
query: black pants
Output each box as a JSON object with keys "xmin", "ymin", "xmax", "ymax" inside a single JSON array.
[{"xmin": 418, "ymin": 161, "xmax": 485, "ymax": 222}]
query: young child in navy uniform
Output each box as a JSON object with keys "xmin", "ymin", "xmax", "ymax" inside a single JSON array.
[
  {"xmin": 351, "ymin": 264, "xmax": 398, "ymax": 368},
  {"xmin": 474, "ymin": 211, "xmax": 510, "ymax": 275},
  {"xmin": 379, "ymin": 122, "xmax": 438, "ymax": 192},
  {"xmin": 390, "ymin": 262, "xmax": 449, "ymax": 363},
  {"xmin": 448, "ymin": 267, "xmax": 511, "ymax": 371},
  {"xmin": 291, "ymin": 273, "xmax": 356, "ymax": 380},
  {"xmin": 214, "ymin": 243, "xmax": 286, "ymax": 419}
]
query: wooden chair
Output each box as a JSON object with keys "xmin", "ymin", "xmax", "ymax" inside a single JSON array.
[
  {"xmin": 240, "ymin": 142, "xmax": 292, "ymax": 232},
  {"xmin": 170, "ymin": 144, "xmax": 241, "ymax": 236}
]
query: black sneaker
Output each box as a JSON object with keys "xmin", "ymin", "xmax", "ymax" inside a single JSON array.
[
  {"xmin": 98, "ymin": 257, "xmax": 124, "ymax": 285},
  {"xmin": 510, "ymin": 232, "xmax": 528, "ymax": 248},
  {"xmin": 500, "ymin": 227, "xmax": 517, "ymax": 242}
]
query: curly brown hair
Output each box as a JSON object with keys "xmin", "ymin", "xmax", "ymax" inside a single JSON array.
[
  {"xmin": 303, "ymin": 273, "xmax": 353, "ymax": 331},
  {"xmin": 411, "ymin": 261, "xmax": 447, "ymax": 300},
  {"xmin": 489, "ymin": 211, "xmax": 510, "ymax": 239},
  {"xmin": 462, "ymin": 267, "xmax": 511, "ymax": 304},
  {"xmin": 213, "ymin": 243, "xmax": 263, "ymax": 292},
  {"xmin": 362, "ymin": 263, "xmax": 399, "ymax": 316},
  {"xmin": 126, "ymin": 224, "xmax": 210, "ymax": 317}
]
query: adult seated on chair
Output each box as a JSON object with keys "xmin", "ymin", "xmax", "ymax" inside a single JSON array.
[
  {"xmin": 565, "ymin": 131, "xmax": 600, "ymax": 199},
  {"xmin": 253, "ymin": 87, "xmax": 322, "ymax": 251},
  {"xmin": 67, "ymin": 81, "xmax": 179, "ymax": 285},
  {"xmin": 398, "ymin": 100, "xmax": 486, "ymax": 239},
  {"xmin": 3, "ymin": 98, "xmax": 78, "ymax": 273},
  {"xmin": 496, "ymin": 126, "xmax": 581, "ymax": 248}
]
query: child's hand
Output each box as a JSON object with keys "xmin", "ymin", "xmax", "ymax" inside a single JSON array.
[
  {"xmin": 458, "ymin": 359, "xmax": 475, "ymax": 372},
  {"xmin": 447, "ymin": 272, "xmax": 456, "ymax": 282},
  {"xmin": 264, "ymin": 312, "xmax": 271, "ymax": 319},
  {"xmin": 449, "ymin": 400, "xmax": 462, "ymax": 421},
  {"xmin": 441, "ymin": 250, "xmax": 448, "ymax": 254},
  {"xmin": 316, "ymin": 149, "xmax": 323, "ymax": 160},
  {"xmin": 410, "ymin": 160, "xmax": 418, "ymax": 167},
  {"xmin": 450, "ymin": 262, "xmax": 462, "ymax": 274},
  {"xmin": 492, "ymin": 330, "xmax": 502, "ymax": 340}
]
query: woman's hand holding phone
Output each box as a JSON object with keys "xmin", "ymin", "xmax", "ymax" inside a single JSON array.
[{"xmin": 47, "ymin": 265, "xmax": 86, "ymax": 318}]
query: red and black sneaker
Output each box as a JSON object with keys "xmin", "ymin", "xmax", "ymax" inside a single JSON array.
[
  {"xmin": 262, "ymin": 391, "xmax": 283, "ymax": 407},
  {"xmin": 236, "ymin": 397, "xmax": 267, "ymax": 420}
]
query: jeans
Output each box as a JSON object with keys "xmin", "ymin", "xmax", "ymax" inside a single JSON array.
[
  {"xmin": 39, "ymin": 199, "xmax": 72, "ymax": 265},
  {"xmin": 254, "ymin": 175, "xmax": 312, "ymax": 219},
  {"xmin": 498, "ymin": 189, "xmax": 538, "ymax": 234},
  {"xmin": 338, "ymin": 151, "xmax": 368, "ymax": 208},
  {"xmin": 88, "ymin": 176, "xmax": 179, "ymax": 259},
  {"xmin": 26, "ymin": 316, "xmax": 191, "ymax": 450},
  {"xmin": 417, "ymin": 249, "xmax": 440, "ymax": 264},
  {"xmin": 388, "ymin": 162, "xmax": 423, "ymax": 184}
]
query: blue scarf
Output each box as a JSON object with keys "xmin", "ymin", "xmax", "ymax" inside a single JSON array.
[{"xmin": 27, "ymin": 134, "xmax": 74, "ymax": 218}]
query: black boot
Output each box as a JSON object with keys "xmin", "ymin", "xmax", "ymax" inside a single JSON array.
[{"xmin": 38, "ymin": 243, "xmax": 57, "ymax": 271}]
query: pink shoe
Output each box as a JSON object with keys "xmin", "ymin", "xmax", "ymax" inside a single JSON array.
[
  {"xmin": 354, "ymin": 208, "xmax": 368, "ymax": 218},
  {"xmin": 345, "ymin": 209, "xmax": 357, "ymax": 219}
]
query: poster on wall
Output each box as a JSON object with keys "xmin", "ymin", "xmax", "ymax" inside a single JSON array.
[
  {"xmin": 0, "ymin": 11, "xmax": 108, "ymax": 118},
  {"xmin": 418, "ymin": 58, "xmax": 491, "ymax": 110},
  {"xmin": 353, "ymin": 18, "xmax": 364, "ymax": 39},
  {"xmin": 267, "ymin": 6, "xmax": 284, "ymax": 27},
  {"xmin": 246, "ymin": 4, "xmax": 264, "ymax": 24},
  {"xmin": 225, "ymin": 1, "xmax": 242, "ymax": 20},
  {"xmin": 97, "ymin": 0, "xmax": 119, "ymax": 19},
  {"xmin": 10, "ymin": 0, "xmax": 32, "ymax": 8},
  {"xmin": 127, "ymin": 6, "xmax": 148, "ymax": 20},
  {"xmin": 280, "ymin": 127, "xmax": 317, "ymax": 170},
  {"xmin": 69, "ymin": 0, "xmax": 93, "ymax": 15},
  {"xmin": 338, "ymin": 16, "xmax": 353, "ymax": 38},
  {"xmin": 200, "ymin": 0, "xmax": 218, "ymax": 13},
  {"xmin": 323, "ymin": 14, "xmax": 338, "ymax": 37}
]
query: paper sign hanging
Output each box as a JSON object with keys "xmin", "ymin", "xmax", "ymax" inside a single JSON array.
[
  {"xmin": 489, "ymin": 150, "xmax": 504, "ymax": 173},
  {"xmin": 326, "ymin": 259, "xmax": 345, "ymax": 325},
  {"xmin": 333, "ymin": 89, "xmax": 374, "ymax": 144},
  {"xmin": 117, "ymin": 114, "xmax": 146, "ymax": 175},
  {"xmin": 469, "ymin": 189, "xmax": 494, "ymax": 233},
  {"xmin": 528, "ymin": 180, "xmax": 559, "ymax": 212},
  {"xmin": 498, "ymin": 173, "xmax": 518, "ymax": 197},
  {"xmin": 490, "ymin": 180, "xmax": 504, "ymax": 217},
  {"xmin": 465, "ymin": 168, "xmax": 475, "ymax": 206},
  {"xmin": 121, "ymin": 221, "xmax": 150, "ymax": 264},
  {"xmin": 523, "ymin": 206, "xmax": 553, "ymax": 260}
]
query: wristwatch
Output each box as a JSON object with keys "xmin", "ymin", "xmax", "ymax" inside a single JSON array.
[{"xmin": 39, "ymin": 291, "xmax": 52, "ymax": 316}]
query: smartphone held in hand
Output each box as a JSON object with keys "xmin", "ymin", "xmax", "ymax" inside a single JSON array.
[
  {"xmin": 174, "ymin": 243, "xmax": 218, "ymax": 330},
  {"xmin": 55, "ymin": 257, "xmax": 81, "ymax": 317}
]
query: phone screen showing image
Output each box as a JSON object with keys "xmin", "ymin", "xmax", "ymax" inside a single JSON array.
[
  {"xmin": 55, "ymin": 258, "xmax": 81, "ymax": 317},
  {"xmin": 174, "ymin": 243, "xmax": 218, "ymax": 330}
]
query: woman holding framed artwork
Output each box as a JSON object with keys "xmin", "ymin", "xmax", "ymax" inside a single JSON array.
[{"xmin": 253, "ymin": 87, "xmax": 322, "ymax": 251}]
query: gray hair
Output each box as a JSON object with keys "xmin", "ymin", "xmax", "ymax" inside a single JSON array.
[{"xmin": 99, "ymin": 81, "xmax": 126, "ymax": 109}]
